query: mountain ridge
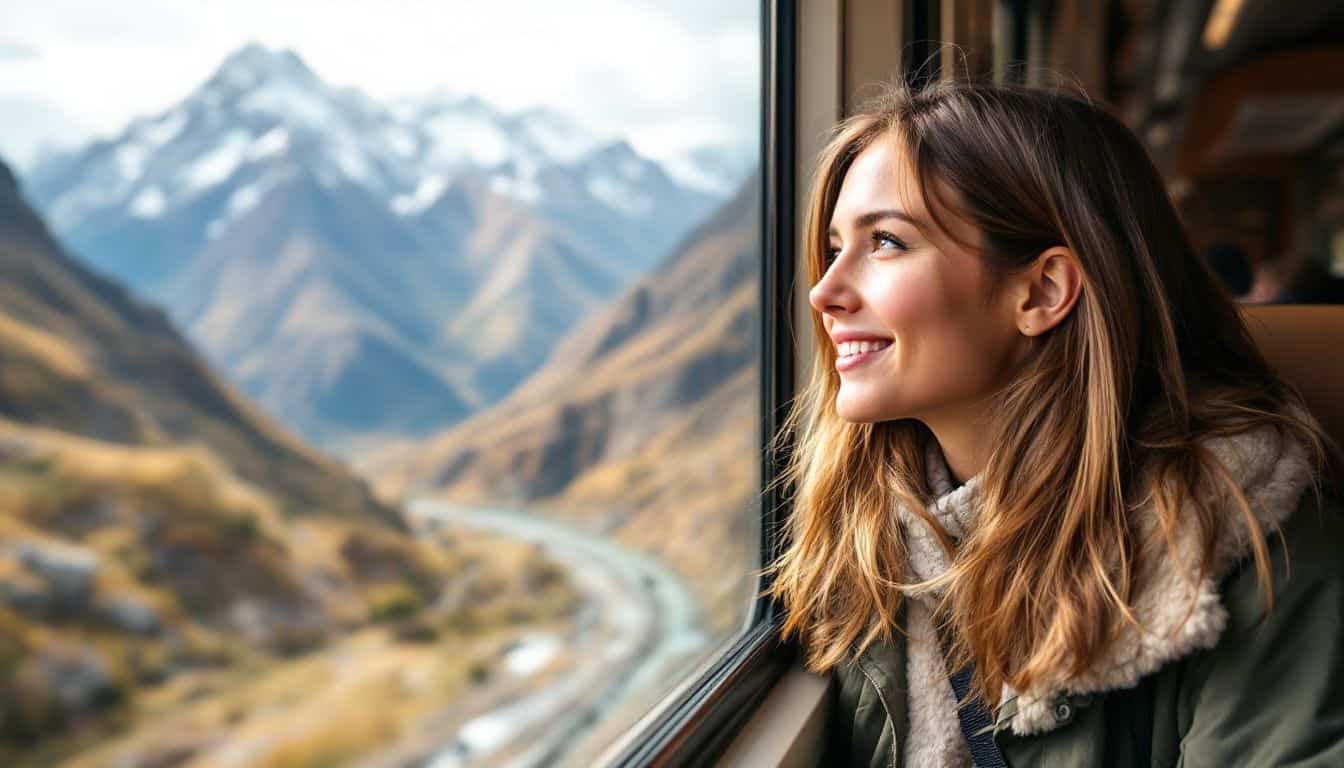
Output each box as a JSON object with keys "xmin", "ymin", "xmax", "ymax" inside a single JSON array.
[{"xmin": 25, "ymin": 43, "xmax": 737, "ymax": 451}]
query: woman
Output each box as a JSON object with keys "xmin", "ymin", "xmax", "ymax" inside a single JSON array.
[{"xmin": 769, "ymin": 81, "xmax": 1344, "ymax": 767}]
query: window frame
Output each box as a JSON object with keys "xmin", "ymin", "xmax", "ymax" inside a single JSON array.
[{"xmin": 603, "ymin": 0, "xmax": 799, "ymax": 764}]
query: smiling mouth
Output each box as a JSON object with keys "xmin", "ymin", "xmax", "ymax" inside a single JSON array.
[{"xmin": 835, "ymin": 340, "xmax": 892, "ymax": 372}]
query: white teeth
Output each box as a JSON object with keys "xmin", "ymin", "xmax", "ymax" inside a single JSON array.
[{"xmin": 838, "ymin": 340, "xmax": 888, "ymax": 356}]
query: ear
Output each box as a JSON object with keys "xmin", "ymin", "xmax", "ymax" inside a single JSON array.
[{"xmin": 1013, "ymin": 246, "xmax": 1083, "ymax": 336}]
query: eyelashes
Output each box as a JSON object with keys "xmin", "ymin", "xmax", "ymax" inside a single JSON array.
[
  {"xmin": 871, "ymin": 229, "xmax": 908, "ymax": 252},
  {"xmin": 824, "ymin": 229, "xmax": 909, "ymax": 265}
]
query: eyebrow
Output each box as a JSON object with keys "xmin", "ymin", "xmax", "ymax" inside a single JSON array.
[{"xmin": 827, "ymin": 209, "xmax": 918, "ymax": 237}]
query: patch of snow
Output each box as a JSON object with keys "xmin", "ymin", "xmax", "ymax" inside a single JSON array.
[
  {"xmin": 207, "ymin": 172, "xmax": 282, "ymax": 239},
  {"xmin": 227, "ymin": 182, "xmax": 265, "ymax": 217},
  {"xmin": 238, "ymin": 80, "xmax": 339, "ymax": 131},
  {"xmin": 506, "ymin": 148, "xmax": 543, "ymax": 181},
  {"xmin": 387, "ymin": 98, "xmax": 422, "ymax": 124},
  {"xmin": 114, "ymin": 144, "xmax": 148, "ymax": 181},
  {"xmin": 182, "ymin": 129, "xmax": 251, "ymax": 194},
  {"xmin": 658, "ymin": 154, "xmax": 735, "ymax": 196},
  {"xmin": 128, "ymin": 186, "xmax": 166, "ymax": 218},
  {"xmin": 504, "ymin": 635, "xmax": 561, "ymax": 677},
  {"xmin": 141, "ymin": 110, "xmax": 188, "ymax": 147},
  {"xmin": 518, "ymin": 110, "xmax": 603, "ymax": 162},
  {"xmin": 457, "ymin": 715, "xmax": 514, "ymax": 758},
  {"xmin": 330, "ymin": 140, "xmax": 372, "ymax": 183},
  {"xmin": 586, "ymin": 175, "xmax": 652, "ymax": 218},
  {"xmin": 382, "ymin": 125, "xmax": 418, "ymax": 157},
  {"xmin": 391, "ymin": 175, "xmax": 448, "ymax": 216},
  {"xmin": 489, "ymin": 174, "xmax": 542, "ymax": 205},
  {"xmin": 247, "ymin": 127, "xmax": 290, "ymax": 160},
  {"xmin": 424, "ymin": 112, "xmax": 511, "ymax": 167}
]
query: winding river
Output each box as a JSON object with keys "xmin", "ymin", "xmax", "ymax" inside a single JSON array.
[{"xmin": 406, "ymin": 501, "xmax": 710, "ymax": 768}]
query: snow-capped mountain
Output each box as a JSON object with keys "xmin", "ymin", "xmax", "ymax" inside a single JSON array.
[
  {"xmin": 28, "ymin": 42, "xmax": 720, "ymax": 289},
  {"xmin": 28, "ymin": 43, "xmax": 425, "ymax": 291},
  {"xmin": 661, "ymin": 143, "xmax": 759, "ymax": 196},
  {"xmin": 24, "ymin": 42, "xmax": 741, "ymax": 452}
]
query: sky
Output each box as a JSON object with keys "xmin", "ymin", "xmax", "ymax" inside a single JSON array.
[{"xmin": 0, "ymin": 0, "xmax": 761, "ymax": 171}]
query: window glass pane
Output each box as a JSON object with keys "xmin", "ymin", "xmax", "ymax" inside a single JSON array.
[{"xmin": 0, "ymin": 3, "xmax": 762, "ymax": 765}]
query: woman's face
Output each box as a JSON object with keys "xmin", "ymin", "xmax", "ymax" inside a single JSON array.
[{"xmin": 809, "ymin": 137, "xmax": 1023, "ymax": 424}]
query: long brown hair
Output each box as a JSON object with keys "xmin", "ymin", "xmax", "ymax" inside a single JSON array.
[{"xmin": 769, "ymin": 81, "xmax": 1332, "ymax": 707}]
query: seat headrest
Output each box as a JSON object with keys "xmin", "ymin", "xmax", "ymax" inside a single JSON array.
[{"xmin": 1240, "ymin": 304, "xmax": 1344, "ymax": 451}]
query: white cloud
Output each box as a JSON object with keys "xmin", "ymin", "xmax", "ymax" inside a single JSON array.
[
  {"xmin": 0, "ymin": 91, "xmax": 97, "ymax": 171},
  {"xmin": 0, "ymin": 0, "xmax": 761, "ymax": 160}
]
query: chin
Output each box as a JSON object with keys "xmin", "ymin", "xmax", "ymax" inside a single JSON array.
[{"xmin": 833, "ymin": 394, "xmax": 892, "ymax": 424}]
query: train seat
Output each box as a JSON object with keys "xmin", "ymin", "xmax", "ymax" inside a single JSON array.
[{"xmin": 1241, "ymin": 304, "xmax": 1344, "ymax": 451}]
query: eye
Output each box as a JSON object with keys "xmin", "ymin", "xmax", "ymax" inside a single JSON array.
[
  {"xmin": 824, "ymin": 244, "xmax": 842, "ymax": 266},
  {"xmin": 872, "ymin": 229, "xmax": 908, "ymax": 252}
]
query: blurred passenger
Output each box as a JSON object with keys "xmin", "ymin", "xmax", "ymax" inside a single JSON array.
[
  {"xmin": 1205, "ymin": 241, "xmax": 1252, "ymax": 298},
  {"xmin": 1244, "ymin": 250, "xmax": 1344, "ymax": 305},
  {"xmin": 1277, "ymin": 258, "xmax": 1344, "ymax": 305},
  {"xmin": 772, "ymin": 80, "xmax": 1344, "ymax": 768}
]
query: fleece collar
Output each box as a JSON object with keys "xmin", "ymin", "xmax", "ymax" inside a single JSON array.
[{"xmin": 894, "ymin": 418, "xmax": 1316, "ymax": 766}]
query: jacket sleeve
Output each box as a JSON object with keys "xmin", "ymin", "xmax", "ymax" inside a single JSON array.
[{"xmin": 1177, "ymin": 494, "xmax": 1344, "ymax": 768}]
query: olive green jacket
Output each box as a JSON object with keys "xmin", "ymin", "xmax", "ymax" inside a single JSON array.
[{"xmin": 824, "ymin": 491, "xmax": 1344, "ymax": 767}]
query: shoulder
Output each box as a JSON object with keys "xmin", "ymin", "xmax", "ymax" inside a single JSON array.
[
  {"xmin": 1175, "ymin": 486, "xmax": 1344, "ymax": 767},
  {"xmin": 1219, "ymin": 485, "xmax": 1344, "ymax": 621}
]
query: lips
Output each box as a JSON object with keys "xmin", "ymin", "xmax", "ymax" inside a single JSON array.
[{"xmin": 831, "ymin": 329, "xmax": 892, "ymax": 344}]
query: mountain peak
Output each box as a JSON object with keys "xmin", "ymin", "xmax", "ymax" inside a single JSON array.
[
  {"xmin": 588, "ymin": 138, "xmax": 639, "ymax": 161},
  {"xmin": 210, "ymin": 42, "xmax": 320, "ymax": 93}
]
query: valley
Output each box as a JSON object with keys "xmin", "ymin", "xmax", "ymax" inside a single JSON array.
[{"xmin": 1, "ymin": 37, "xmax": 761, "ymax": 768}]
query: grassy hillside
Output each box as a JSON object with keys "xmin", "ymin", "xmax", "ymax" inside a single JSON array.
[
  {"xmin": 0, "ymin": 160, "xmax": 401, "ymax": 531},
  {"xmin": 0, "ymin": 159, "xmax": 576, "ymax": 763}
]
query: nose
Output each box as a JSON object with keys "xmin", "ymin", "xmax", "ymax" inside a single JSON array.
[{"xmin": 809, "ymin": 258, "xmax": 859, "ymax": 317}]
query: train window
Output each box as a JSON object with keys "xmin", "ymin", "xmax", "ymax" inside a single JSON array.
[{"xmin": 0, "ymin": 2, "xmax": 768, "ymax": 766}]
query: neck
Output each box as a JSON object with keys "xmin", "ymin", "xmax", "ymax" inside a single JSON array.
[{"xmin": 920, "ymin": 406, "xmax": 994, "ymax": 486}]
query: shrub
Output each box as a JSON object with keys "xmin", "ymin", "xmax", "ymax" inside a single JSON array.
[
  {"xmin": 270, "ymin": 624, "xmax": 326, "ymax": 657},
  {"xmin": 393, "ymin": 617, "xmax": 439, "ymax": 644},
  {"xmin": 367, "ymin": 583, "xmax": 421, "ymax": 623},
  {"xmin": 467, "ymin": 659, "xmax": 493, "ymax": 686}
]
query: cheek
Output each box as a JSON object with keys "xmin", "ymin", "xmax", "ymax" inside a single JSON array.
[
  {"xmin": 871, "ymin": 263, "xmax": 961, "ymax": 352},
  {"xmin": 868, "ymin": 264, "xmax": 939, "ymax": 327},
  {"xmin": 876, "ymin": 264, "xmax": 1013, "ymax": 401}
]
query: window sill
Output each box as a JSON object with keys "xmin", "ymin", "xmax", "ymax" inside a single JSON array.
[{"xmin": 714, "ymin": 662, "xmax": 831, "ymax": 768}]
